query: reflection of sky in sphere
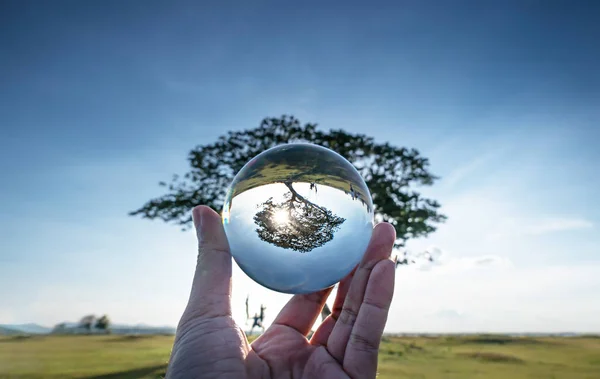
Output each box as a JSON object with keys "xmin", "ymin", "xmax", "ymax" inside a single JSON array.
[{"xmin": 224, "ymin": 182, "xmax": 373, "ymax": 294}]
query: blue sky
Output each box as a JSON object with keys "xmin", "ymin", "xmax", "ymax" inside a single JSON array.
[{"xmin": 1, "ymin": 1, "xmax": 599, "ymax": 332}]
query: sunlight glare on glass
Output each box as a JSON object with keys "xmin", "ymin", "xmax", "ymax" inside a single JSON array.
[{"xmin": 273, "ymin": 209, "xmax": 290, "ymax": 225}]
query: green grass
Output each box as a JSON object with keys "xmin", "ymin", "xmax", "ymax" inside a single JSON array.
[
  {"xmin": 229, "ymin": 144, "xmax": 371, "ymax": 203},
  {"xmin": 377, "ymin": 335, "xmax": 600, "ymax": 379},
  {"xmin": 1, "ymin": 334, "xmax": 599, "ymax": 378},
  {"xmin": 0, "ymin": 335, "xmax": 171, "ymax": 379}
]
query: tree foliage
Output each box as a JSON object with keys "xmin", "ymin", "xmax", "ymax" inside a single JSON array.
[
  {"xmin": 52, "ymin": 323, "xmax": 67, "ymax": 334},
  {"xmin": 79, "ymin": 315, "xmax": 95, "ymax": 333},
  {"xmin": 95, "ymin": 315, "xmax": 111, "ymax": 332},
  {"xmin": 130, "ymin": 115, "xmax": 446, "ymax": 260}
]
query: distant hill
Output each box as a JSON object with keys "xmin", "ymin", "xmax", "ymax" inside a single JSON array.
[
  {"xmin": 0, "ymin": 326, "xmax": 22, "ymax": 335},
  {"xmin": 0, "ymin": 324, "xmax": 51, "ymax": 335},
  {"xmin": 0, "ymin": 322, "xmax": 176, "ymax": 336},
  {"xmin": 49, "ymin": 322, "xmax": 176, "ymax": 335}
]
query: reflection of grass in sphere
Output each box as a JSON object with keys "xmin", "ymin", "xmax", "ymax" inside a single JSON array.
[{"xmin": 226, "ymin": 143, "xmax": 372, "ymax": 212}]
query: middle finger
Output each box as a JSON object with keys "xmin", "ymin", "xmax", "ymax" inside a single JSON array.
[{"xmin": 325, "ymin": 222, "xmax": 396, "ymax": 363}]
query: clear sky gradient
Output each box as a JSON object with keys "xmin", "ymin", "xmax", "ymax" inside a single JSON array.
[{"xmin": 1, "ymin": 1, "xmax": 599, "ymax": 332}]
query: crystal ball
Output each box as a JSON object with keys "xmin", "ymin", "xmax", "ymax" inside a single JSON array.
[{"xmin": 222, "ymin": 143, "xmax": 374, "ymax": 294}]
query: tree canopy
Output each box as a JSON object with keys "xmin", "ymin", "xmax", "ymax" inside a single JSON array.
[
  {"xmin": 95, "ymin": 315, "xmax": 111, "ymax": 331},
  {"xmin": 79, "ymin": 315, "xmax": 95, "ymax": 332},
  {"xmin": 130, "ymin": 115, "xmax": 446, "ymax": 262}
]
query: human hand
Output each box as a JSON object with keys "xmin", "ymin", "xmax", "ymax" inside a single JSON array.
[{"xmin": 166, "ymin": 205, "xmax": 396, "ymax": 379}]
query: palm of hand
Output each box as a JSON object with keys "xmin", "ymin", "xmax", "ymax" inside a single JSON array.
[{"xmin": 166, "ymin": 206, "xmax": 396, "ymax": 379}]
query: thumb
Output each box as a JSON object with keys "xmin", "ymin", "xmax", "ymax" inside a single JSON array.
[{"xmin": 180, "ymin": 205, "xmax": 233, "ymax": 324}]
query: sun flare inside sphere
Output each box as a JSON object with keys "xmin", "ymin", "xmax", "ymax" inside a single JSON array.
[{"xmin": 273, "ymin": 209, "xmax": 290, "ymax": 225}]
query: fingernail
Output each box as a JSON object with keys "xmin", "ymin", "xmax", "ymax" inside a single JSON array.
[{"xmin": 192, "ymin": 207, "xmax": 204, "ymax": 240}]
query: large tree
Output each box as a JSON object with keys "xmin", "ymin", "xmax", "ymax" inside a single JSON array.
[
  {"xmin": 95, "ymin": 315, "xmax": 111, "ymax": 333},
  {"xmin": 130, "ymin": 115, "xmax": 446, "ymax": 264},
  {"xmin": 79, "ymin": 315, "xmax": 95, "ymax": 334}
]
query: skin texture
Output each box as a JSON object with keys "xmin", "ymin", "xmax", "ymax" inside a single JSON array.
[{"xmin": 166, "ymin": 205, "xmax": 397, "ymax": 379}]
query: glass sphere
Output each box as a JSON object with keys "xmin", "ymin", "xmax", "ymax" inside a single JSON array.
[{"xmin": 222, "ymin": 143, "xmax": 374, "ymax": 294}]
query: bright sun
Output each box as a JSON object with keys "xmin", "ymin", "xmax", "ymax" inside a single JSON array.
[{"xmin": 273, "ymin": 210, "xmax": 289, "ymax": 225}]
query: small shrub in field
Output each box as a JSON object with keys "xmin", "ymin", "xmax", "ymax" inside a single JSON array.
[{"xmin": 459, "ymin": 352, "xmax": 524, "ymax": 363}]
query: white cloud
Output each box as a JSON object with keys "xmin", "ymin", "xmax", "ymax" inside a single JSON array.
[
  {"xmin": 403, "ymin": 248, "xmax": 513, "ymax": 272},
  {"xmin": 523, "ymin": 217, "xmax": 593, "ymax": 235},
  {"xmin": 438, "ymin": 253, "xmax": 513, "ymax": 272},
  {"xmin": 429, "ymin": 309, "xmax": 466, "ymax": 320},
  {"xmin": 486, "ymin": 216, "xmax": 594, "ymax": 241},
  {"xmin": 440, "ymin": 151, "xmax": 502, "ymax": 190},
  {"xmin": 411, "ymin": 246, "xmax": 512, "ymax": 270},
  {"xmin": 388, "ymin": 261, "xmax": 600, "ymax": 333},
  {"xmin": 0, "ymin": 309, "xmax": 16, "ymax": 325}
]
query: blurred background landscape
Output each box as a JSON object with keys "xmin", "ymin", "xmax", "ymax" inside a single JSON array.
[{"xmin": 1, "ymin": 0, "xmax": 599, "ymax": 378}]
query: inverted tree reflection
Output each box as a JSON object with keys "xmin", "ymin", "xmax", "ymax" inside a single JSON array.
[{"xmin": 253, "ymin": 181, "xmax": 346, "ymax": 253}]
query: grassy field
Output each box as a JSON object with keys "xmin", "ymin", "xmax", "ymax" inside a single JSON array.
[
  {"xmin": 1, "ymin": 334, "xmax": 599, "ymax": 378},
  {"xmin": 228, "ymin": 144, "xmax": 370, "ymax": 204}
]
